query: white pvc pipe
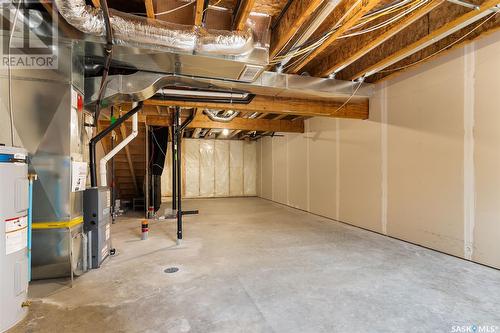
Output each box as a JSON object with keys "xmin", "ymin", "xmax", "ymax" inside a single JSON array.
[{"xmin": 99, "ymin": 107, "xmax": 139, "ymax": 187}]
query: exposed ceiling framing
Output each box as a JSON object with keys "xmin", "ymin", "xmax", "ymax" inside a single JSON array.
[
  {"xmin": 53, "ymin": 0, "xmax": 500, "ymax": 140},
  {"xmin": 144, "ymin": 96, "xmax": 368, "ymax": 119}
]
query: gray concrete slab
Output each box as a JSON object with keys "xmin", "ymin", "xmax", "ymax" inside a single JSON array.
[{"xmin": 9, "ymin": 198, "xmax": 500, "ymax": 333}]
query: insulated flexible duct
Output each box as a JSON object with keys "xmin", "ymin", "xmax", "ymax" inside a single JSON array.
[
  {"xmin": 53, "ymin": 0, "xmax": 254, "ymax": 55},
  {"xmin": 203, "ymin": 109, "xmax": 239, "ymax": 122}
]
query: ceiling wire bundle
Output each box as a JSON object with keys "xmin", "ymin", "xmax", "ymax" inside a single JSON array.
[
  {"xmin": 377, "ymin": 10, "xmax": 499, "ymax": 74},
  {"xmin": 132, "ymin": 0, "xmax": 223, "ymax": 16},
  {"xmin": 271, "ymin": 0, "xmax": 430, "ymax": 68}
]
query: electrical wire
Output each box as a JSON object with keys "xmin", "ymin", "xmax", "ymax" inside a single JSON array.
[
  {"xmin": 155, "ymin": 1, "xmax": 196, "ymax": 16},
  {"xmin": 341, "ymin": 0, "xmax": 428, "ymax": 38},
  {"xmin": 204, "ymin": 0, "xmax": 223, "ymax": 13},
  {"xmin": 151, "ymin": 130, "xmax": 166, "ymax": 157},
  {"xmin": 271, "ymin": 0, "xmax": 423, "ymax": 64},
  {"xmin": 333, "ymin": 79, "xmax": 364, "ymax": 113},
  {"xmin": 271, "ymin": 0, "xmax": 427, "ymax": 65},
  {"xmin": 378, "ymin": 11, "xmax": 498, "ymax": 74}
]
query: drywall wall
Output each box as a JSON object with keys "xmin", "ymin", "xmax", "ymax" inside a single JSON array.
[
  {"xmin": 162, "ymin": 139, "xmax": 257, "ymax": 200},
  {"xmin": 258, "ymin": 30, "xmax": 500, "ymax": 269},
  {"xmin": 471, "ymin": 33, "xmax": 500, "ymax": 268}
]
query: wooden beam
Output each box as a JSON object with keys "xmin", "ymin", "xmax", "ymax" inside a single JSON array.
[
  {"xmin": 144, "ymin": 95, "xmax": 368, "ymax": 119},
  {"xmin": 194, "ymin": 0, "xmax": 205, "ymax": 26},
  {"xmin": 257, "ymin": 113, "xmax": 269, "ymax": 119},
  {"xmin": 145, "ymin": 0, "xmax": 155, "ymax": 18},
  {"xmin": 287, "ymin": 0, "xmax": 382, "ymax": 74},
  {"xmin": 146, "ymin": 113, "xmax": 305, "ymax": 133},
  {"xmin": 348, "ymin": 0, "xmax": 500, "ymax": 80},
  {"xmin": 119, "ymin": 125, "xmax": 139, "ymax": 194},
  {"xmin": 233, "ymin": 0, "xmax": 256, "ymax": 30},
  {"xmin": 270, "ymin": 0, "xmax": 324, "ymax": 59},
  {"xmin": 273, "ymin": 114, "xmax": 288, "ymax": 120},
  {"xmin": 309, "ymin": 0, "xmax": 444, "ymax": 77}
]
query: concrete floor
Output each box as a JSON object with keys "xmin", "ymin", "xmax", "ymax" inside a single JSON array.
[{"xmin": 10, "ymin": 198, "xmax": 500, "ymax": 333}]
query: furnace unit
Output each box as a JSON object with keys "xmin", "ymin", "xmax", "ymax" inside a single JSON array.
[{"xmin": 83, "ymin": 187, "xmax": 112, "ymax": 269}]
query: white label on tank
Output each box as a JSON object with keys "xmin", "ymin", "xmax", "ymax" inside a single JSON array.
[{"xmin": 5, "ymin": 216, "xmax": 28, "ymax": 255}]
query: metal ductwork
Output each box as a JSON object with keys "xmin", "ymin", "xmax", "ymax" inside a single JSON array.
[
  {"xmin": 85, "ymin": 71, "xmax": 374, "ymax": 107},
  {"xmin": 53, "ymin": 0, "xmax": 254, "ymax": 55}
]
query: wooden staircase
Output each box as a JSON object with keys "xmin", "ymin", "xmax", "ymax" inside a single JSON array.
[{"xmin": 101, "ymin": 122, "xmax": 147, "ymax": 202}]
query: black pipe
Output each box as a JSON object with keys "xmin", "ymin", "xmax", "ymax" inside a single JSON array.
[
  {"xmin": 179, "ymin": 109, "xmax": 197, "ymax": 132},
  {"xmin": 153, "ymin": 94, "xmax": 255, "ymax": 105},
  {"xmin": 171, "ymin": 111, "xmax": 178, "ymax": 211},
  {"xmin": 176, "ymin": 108, "xmax": 196, "ymax": 241},
  {"xmin": 93, "ymin": 0, "xmax": 114, "ymax": 126},
  {"xmin": 175, "ymin": 108, "xmax": 182, "ymax": 240},
  {"xmin": 89, "ymin": 102, "xmax": 143, "ymax": 187},
  {"xmin": 110, "ymin": 106, "xmax": 115, "ymax": 223}
]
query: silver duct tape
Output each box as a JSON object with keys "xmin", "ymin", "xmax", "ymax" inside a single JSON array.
[{"xmin": 54, "ymin": 0, "xmax": 257, "ymax": 55}]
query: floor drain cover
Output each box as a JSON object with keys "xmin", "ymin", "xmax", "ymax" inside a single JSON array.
[{"xmin": 164, "ymin": 267, "xmax": 179, "ymax": 274}]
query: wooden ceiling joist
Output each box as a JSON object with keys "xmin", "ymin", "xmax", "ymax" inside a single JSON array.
[
  {"xmin": 270, "ymin": 0, "xmax": 324, "ymax": 59},
  {"xmin": 194, "ymin": 0, "xmax": 206, "ymax": 26},
  {"xmin": 233, "ymin": 0, "xmax": 256, "ymax": 30},
  {"xmin": 144, "ymin": 95, "xmax": 368, "ymax": 119},
  {"xmin": 228, "ymin": 129, "xmax": 242, "ymax": 138},
  {"xmin": 308, "ymin": 0, "xmax": 444, "ymax": 77},
  {"xmin": 145, "ymin": 0, "xmax": 155, "ymax": 18},
  {"xmin": 146, "ymin": 113, "xmax": 305, "ymax": 133},
  {"xmin": 273, "ymin": 114, "xmax": 288, "ymax": 120},
  {"xmin": 288, "ymin": 0, "xmax": 382, "ymax": 74},
  {"xmin": 349, "ymin": 0, "xmax": 500, "ymax": 80}
]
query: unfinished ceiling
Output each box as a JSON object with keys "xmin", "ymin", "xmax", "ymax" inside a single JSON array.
[
  {"xmin": 52, "ymin": 0, "xmax": 500, "ymax": 140},
  {"xmin": 100, "ymin": 0, "xmax": 500, "ymax": 83}
]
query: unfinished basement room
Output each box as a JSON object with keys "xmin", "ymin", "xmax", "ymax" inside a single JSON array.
[{"xmin": 1, "ymin": 0, "xmax": 500, "ymax": 332}]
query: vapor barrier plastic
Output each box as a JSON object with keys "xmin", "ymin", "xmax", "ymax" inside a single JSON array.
[
  {"xmin": 230, "ymin": 141, "xmax": 244, "ymax": 196},
  {"xmin": 244, "ymin": 142, "xmax": 257, "ymax": 195},
  {"xmin": 215, "ymin": 140, "xmax": 230, "ymax": 197},
  {"xmin": 161, "ymin": 142, "xmax": 172, "ymax": 201},
  {"xmin": 160, "ymin": 139, "xmax": 257, "ymax": 199},
  {"xmin": 185, "ymin": 140, "xmax": 200, "ymax": 198},
  {"xmin": 200, "ymin": 140, "xmax": 215, "ymax": 197}
]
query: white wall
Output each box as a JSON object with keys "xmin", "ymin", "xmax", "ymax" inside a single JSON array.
[
  {"xmin": 162, "ymin": 139, "xmax": 257, "ymax": 200},
  {"xmin": 258, "ymin": 31, "xmax": 500, "ymax": 269}
]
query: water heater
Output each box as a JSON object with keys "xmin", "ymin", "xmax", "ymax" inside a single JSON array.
[{"xmin": 0, "ymin": 146, "xmax": 29, "ymax": 332}]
